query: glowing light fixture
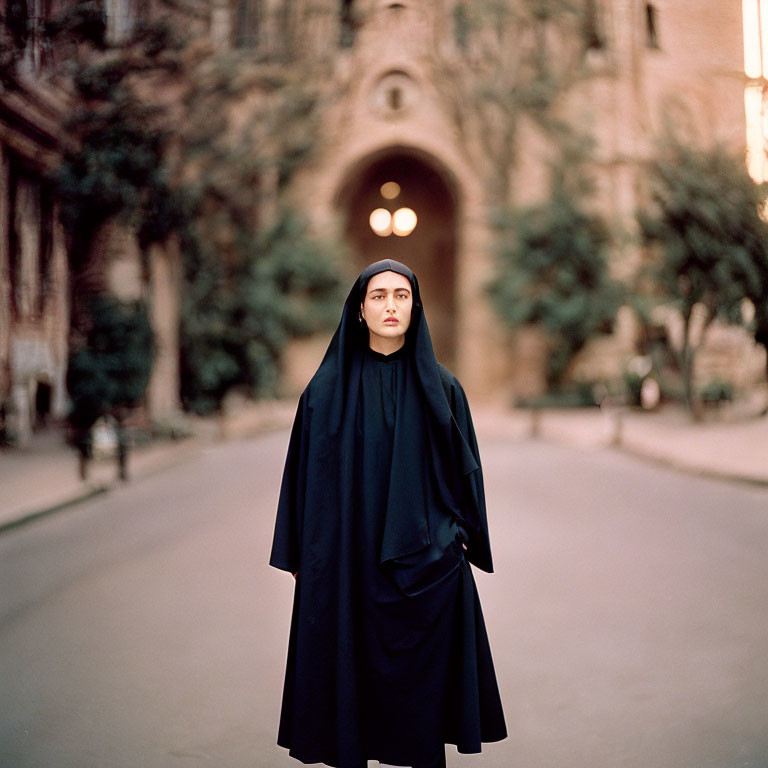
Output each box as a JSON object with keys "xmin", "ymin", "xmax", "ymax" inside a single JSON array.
[
  {"xmin": 369, "ymin": 208, "xmax": 393, "ymax": 236},
  {"xmin": 392, "ymin": 207, "xmax": 417, "ymax": 237},
  {"xmin": 743, "ymin": 0, "xmax": 768, "ymax": 181},
  {"xmin": 744, "ymin": 0, "xmax": 762, "ymax": 78},
  {"xmin": 380, "ymin": 181, "xmax": 401, "ymax": 200},
  {"xmin": 761, "ymin": 0, "xmax": 768, "ymax": 74}
]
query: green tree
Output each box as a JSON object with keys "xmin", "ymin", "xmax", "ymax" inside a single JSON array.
[
  {"xmin": 488, "ymin": 173, "xmax": 622, "ymax": 390},
  {"xmin": 176, "ymin": 27, "xmax": 347, "ymax": 413},
  {"xmin": 66, "ymin": 296, "xmax": 155, "ymax": 425},
  {"xmin": 48, "ymin": 2, "xmax": 346, "ymax": 413},
  {"xmin": 180, "ymin": 209, "xmax": 345, "ymax": 414},
  {"xmin": 638, "ymin": 138, "xmax": 768, "ymax": 416},
  {"xmin": 49, "ymin": 9, "xmax": 187, "ymax": 329},
  {"xmin": 755, "ymin": 302, "xmax": 768, "ymax": 406}
]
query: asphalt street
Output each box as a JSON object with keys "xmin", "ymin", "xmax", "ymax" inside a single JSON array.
[{"xmin": 1, "ymin": 429, "xmax": 768, "ymax": 768}]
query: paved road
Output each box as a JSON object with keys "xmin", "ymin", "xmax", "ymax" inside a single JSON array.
[{"xmin": 1, "ymin": 430, "xmax": 768, "ymax": 768}]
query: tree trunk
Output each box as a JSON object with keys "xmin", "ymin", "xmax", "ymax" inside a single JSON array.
[
  {"xmin": 758, "ymin": 332, "xmax": 768, "ymax": 415},
  {"xmin": 679, "ymin": 310, "xmax": 700, "ymax": 421}
]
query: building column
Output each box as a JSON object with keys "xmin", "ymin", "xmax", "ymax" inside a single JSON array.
[
  {"xmin": 0, "ymin": 145, "xmax": 10, "ymax": 406},
  {"xmin": 146, "ymin": 237, "xmax": 181, "ymax": 421},
  {"xmin": 50, "ymin": 203, "xmax": 69, "ymax": 419},
  {"xmin": 210, "ymin": 0, "xmax": 232, "ymax": 49}
]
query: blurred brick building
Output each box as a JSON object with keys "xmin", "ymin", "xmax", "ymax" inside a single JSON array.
[
  {"xmin": 1, "ymin": 0, "xmax": 764, "ymax": 440},
  {"xmin": 1, "ymin": 0, "xmax": 73, "ymax": 443},
  {"xmin": 280, "ymin": 0, "xmax": 764, "ymax": 401},
  {"xmin": 0, "ymin": 0, "xmax": 182, "ymax": 444}
]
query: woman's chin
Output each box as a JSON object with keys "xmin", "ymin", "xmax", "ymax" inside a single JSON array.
[{"xmin": 377, "ymin": 325, "xmax": 407, "ymax": 337}]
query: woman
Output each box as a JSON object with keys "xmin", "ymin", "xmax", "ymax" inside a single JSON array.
[{"xmin": 270, "ymin": 259, "xmax": 506, "ymax": 768}]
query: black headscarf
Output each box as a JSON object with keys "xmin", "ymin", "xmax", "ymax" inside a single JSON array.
[{"xmin": 270, "ymin": 259, "xmax": 493, "ymax": 592}]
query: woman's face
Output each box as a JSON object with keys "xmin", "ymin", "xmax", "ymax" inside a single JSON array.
[{"xmin": 360, "ymin": 270, "xmax": 413, "ymax": 344}]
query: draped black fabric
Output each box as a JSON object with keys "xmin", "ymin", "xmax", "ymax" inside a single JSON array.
[{"xmin": 270, "ymin": 259, "xmax": 506, "ymax": 767}]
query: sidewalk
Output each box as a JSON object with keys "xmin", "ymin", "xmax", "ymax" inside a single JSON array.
[
  {"xmin": 472, "ymin": 405, "xmax": 768, "ymax": 486},
  {"xmin": 2, "ymin": 401, "xmax": 767, "ymax": 534},
  {"xmin": 0, "ymin": 428, "xmax": 206, "ymax": 533},
  {"xmin": 0, "ymin": 400, "xmax": 297, "ymax": 533}
]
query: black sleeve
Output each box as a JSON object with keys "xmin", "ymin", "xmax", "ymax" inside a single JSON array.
[
  {"xmin": 269, "ymin": 392, "xmax": 308, "ymax": 573},
  {"xmin": 443, "ymin": 373, "xmax": 494, "ymax": 573}
]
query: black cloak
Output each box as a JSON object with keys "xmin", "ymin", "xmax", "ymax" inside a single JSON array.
[{"xmin": 270, "ymin": 259, "xmax": 506, "ymax": 768}]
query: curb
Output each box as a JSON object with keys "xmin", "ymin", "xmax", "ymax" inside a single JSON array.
[
  {"xmin": 616, "ymin": 442, "xmax": 768, "ymax": 489},
  {"xmin": 0, "ymin": 485, "xmax": 110, "ymax": 536},
  {"xmin": 0, "ymin": 409, "xmax": 295, "ymax": 537},
  {"xmin": 0, "ymin": 439, "xmax": 207, "ymax": 537},
  {"xmin": 509, "ymin": 406, "xmax": 768, "ymax": 489},
  {"xmin": 2, "ymin": 407, "xmax": 765, "ymax": 536}
]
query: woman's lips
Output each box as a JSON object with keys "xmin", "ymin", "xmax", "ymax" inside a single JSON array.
[{"xmin": 384, "ymin": 319, "xmax": 399, "ymax": 324}]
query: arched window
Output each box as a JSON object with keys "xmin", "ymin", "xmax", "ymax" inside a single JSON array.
[
  {"xmin": 104, "ymin": 0, "xmax": 137, "ymax": 44},
  {"xmin": 387, "ymin": 86, "xmax": 402, "ymax": 111},
  {"xmin": 234, "ymin": 0, "xmax": 260, "ymax": 48},
  {"xmin": 14, "ymin": 0, "xmax": 55, "ymax": 75},
  {"xmin": 645, "ymin": 3, "xmax": 659, "ymax": 49},
  {"xmin": 5, "ymin": 0, "xmax": 30, "ymax": 51},
  {"xmin": 584, "ymin": 0, "xmax": 604, "ymax": 50},
  {"xmin": 340, "ymin": 0, "xmax": 356, "ymax": 48},
  {"xmin": 7, "ymin": 159, "xmax": 52, "ymax": 321},
  {"xmin": 453, "ymin": 2, "xmax": 469, "ymax": 50}
]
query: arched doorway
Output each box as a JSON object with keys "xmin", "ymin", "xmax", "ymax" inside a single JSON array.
[{"xmin": 335, "ymin": 147, "xmax": 460, "ymax": 365}]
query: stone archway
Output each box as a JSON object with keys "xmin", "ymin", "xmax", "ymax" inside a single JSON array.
[{"xmin": 335, "ymin": 146, "xmax": 460, "ymax": 365}]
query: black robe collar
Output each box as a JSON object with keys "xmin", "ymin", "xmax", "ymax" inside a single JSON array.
[{"xmin": 364, "ymin": 344, "xmax": 408, "ymax": 363}]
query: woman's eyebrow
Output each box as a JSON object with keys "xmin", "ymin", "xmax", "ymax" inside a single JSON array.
[{"xmin": 368, "ymin": 286, "xmax": 411, "ymax": 294}]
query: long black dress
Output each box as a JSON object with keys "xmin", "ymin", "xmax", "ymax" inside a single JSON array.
[{"xmin": 270, "ymin": 260, "xmax": 506, "ymax": 768}]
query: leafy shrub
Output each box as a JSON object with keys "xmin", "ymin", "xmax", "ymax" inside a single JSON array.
[
  {"xmin": 638, "ymin": 136, "xmax": 768, "ymax": 414},
  {"xmin": 622, "ymin": 372, "xmax": 644, "ymax": 407},
  {"xmin": 699, "ymin": 379, "xmax": 734, "ymax": 405},
  {"xmin": 66, "ymin": 296, "xmax": 155, "ymax": 428},
  {"xmin": 516, "ymin": 381, "xmax": 600, "ymax": 409},
  {"xmin": 180, "ymin": 209, "xmax": 344, "ymax": 414},
  {"xmin": 489, "ymin": 190, "xmax": 622, "ymax": 389}
]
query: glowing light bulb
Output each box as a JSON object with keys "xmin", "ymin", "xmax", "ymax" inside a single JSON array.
[
  {"xmin": 380, "ymin": 182, "xmax": 401, "ymax": 200},
  {"xmin": 760, "ymin": 0, "xmax": 768, "ymax": 75},
  {"xmin": 392, "ymin": 207, "xmax": 417, "ymax": 236},
  {"xmin": 743, "ymin": 0, "xmax": 762, "ymax": 77},
  {"xmin": 369, "ymin": 208, "xmax": 393, "ymax": 236}
]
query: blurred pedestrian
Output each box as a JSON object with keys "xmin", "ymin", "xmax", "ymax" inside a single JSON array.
[
  {"xmin": 270, "ymin": 259, "xmax": 506, "ymax": 768},
  {"xmin": 113, "ymin": 406, "xmax": 130, "ymax": 481},
  {"xmin": 67, "ymin": 394, "xmax": 100, "ymax": 481}
]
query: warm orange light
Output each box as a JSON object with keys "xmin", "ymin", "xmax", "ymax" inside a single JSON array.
[
  {"xmin": 369, "ymin": 208, "xmax": 393, "ymax": 236},
  {"xmin": 760, "ymin": 0, "xmax": 768, "ymax": 75},
  {"xmin": 380, "ymin": 182, "xmax": 401, "ymax": 200},
  {"xmin": 744, "ymin": 0, "xmax": 762, "ymax": 77},
  {"xmin": 392, "ymin": 207, "xmax": 417, "ymax": 237}
]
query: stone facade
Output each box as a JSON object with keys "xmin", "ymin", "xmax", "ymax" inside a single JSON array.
[
  {"xmin": 282, "ymin": 0, "xmax": 764, "ymax": 402},
  {"xmin": 0, "ymin": 30, "xmax": 72, "ymax": 443},
  {"xmin": 0, "ymin": 0, "xmax": 181, "ymax": 443},
  {"xmin": 3, "ymin": 0, "xmax": 759, "ymax": 432}
]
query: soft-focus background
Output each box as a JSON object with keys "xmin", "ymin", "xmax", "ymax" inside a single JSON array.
[{"xmin": 2, "ymin": 1, "xmax": 768, "ymax": 766}]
